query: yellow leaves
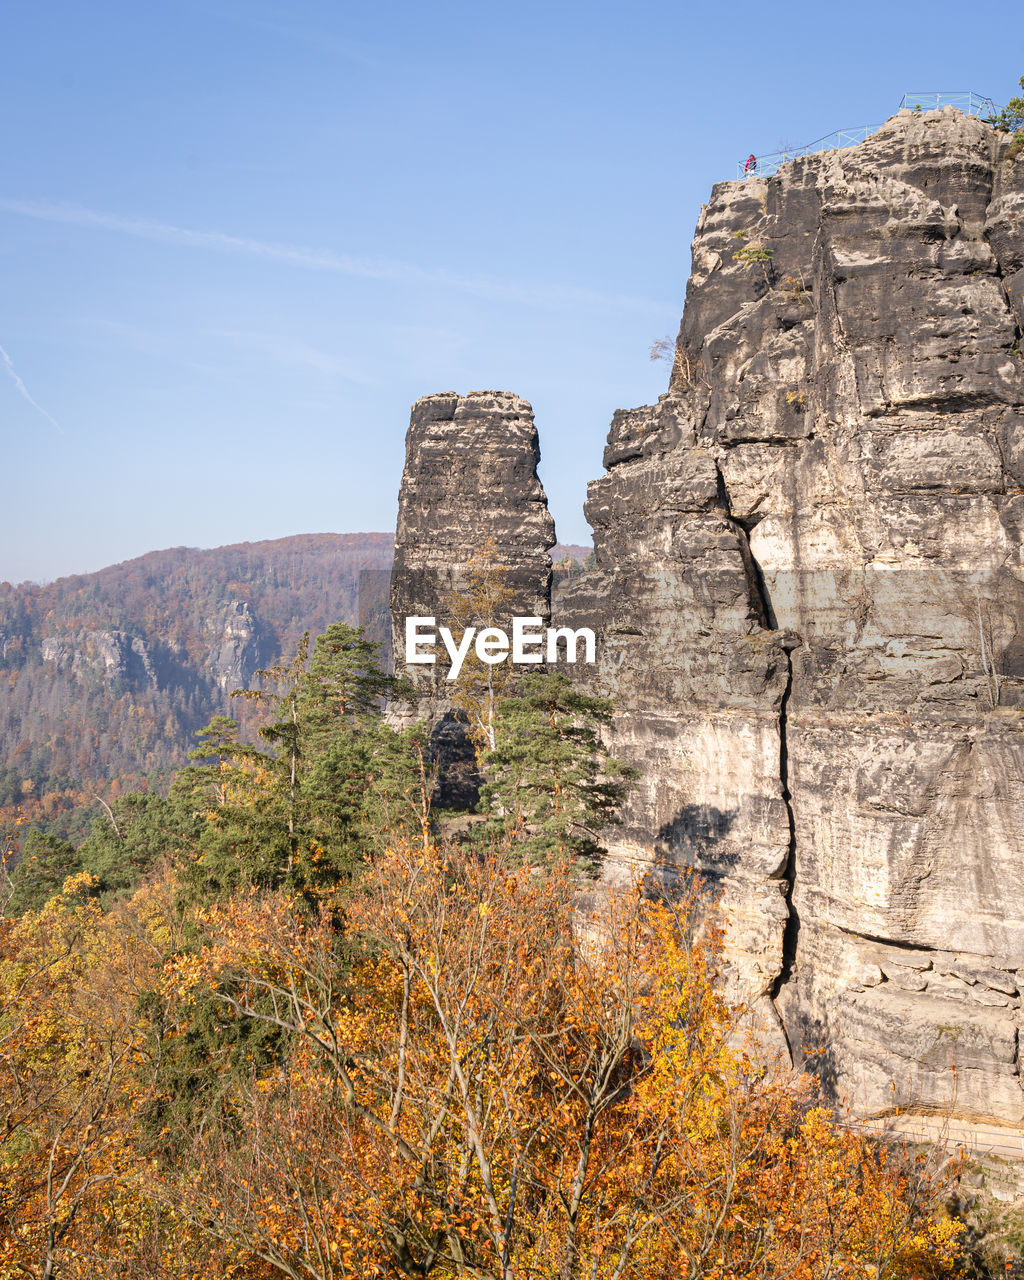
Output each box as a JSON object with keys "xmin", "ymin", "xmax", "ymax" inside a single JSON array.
[
  {"xmin": 58, "ymin": 869, "xmax": 99, "ymax": 900},
  {"xmin": 161, "ymin": 948, "xmax": 219, "ymax": 1009},
  {"xmin": 0, "ymin": 841, "xmax": 967, "ymax": 1280},
  {"xmin": 0, "ymin": 891, "xmax": 172, "ymax": 1279}
]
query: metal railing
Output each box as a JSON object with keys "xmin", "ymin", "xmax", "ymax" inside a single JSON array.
[
  {"xmin": 897, "ymin": 90, "xmax": 996, "ymax": 116},
  {"xmin": 737, "ymin": 91, "xmax": 1000, "ymax": 179}
]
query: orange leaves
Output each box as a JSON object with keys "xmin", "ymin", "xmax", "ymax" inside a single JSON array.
[
  {"xmin": 0, "ymin": 845, "xmax": 967, "ymax": 1279},
  {"xmin": 0, "ymin": 874, "xmax": 180, "ymax": 1278}
]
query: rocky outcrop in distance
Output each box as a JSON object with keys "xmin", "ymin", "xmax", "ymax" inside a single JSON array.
[
  {"xmin": 0, "ymin": 534, "xmax": 396, "ymax": 800},
  {"xmin": 42, "ymin": 630, "xmax": 158, "ymax": 690},
  {"xmin": 203, "ymin": 601, "xmax": 264, "ymax": 694},
  {"xmin": 390, "ymin": 107, "xmax": 1024, "ymax": 1128}
]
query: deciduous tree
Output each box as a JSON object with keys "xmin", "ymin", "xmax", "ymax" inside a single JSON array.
[
  {"xmin": 444, "ymin": 541, "xmax": 522, "ymax": 757},
  {"xmin": 163, "ymin": 846, "xmax": 964, "ymax": 1280}
]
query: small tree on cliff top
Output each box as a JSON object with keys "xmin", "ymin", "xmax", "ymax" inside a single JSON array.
[
  {"xmin": 445, "ymin": 540, "xmax": 522, "ymax": 757},
  {"xmin": 988, "ymin": 76, "xmax": 1024, "ymax": 155}
]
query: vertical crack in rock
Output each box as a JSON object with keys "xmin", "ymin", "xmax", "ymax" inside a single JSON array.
[
  {"xmin": 720, "ymin": 459, "xmax": 800, "ymax": 1039},
  {"xmin": 557, "ymin": 107, "xmax": 1024, "ymax": 1120},
  {"xmin": 771, "ymin": 644, "xmax": 798, "ymax": 999}
]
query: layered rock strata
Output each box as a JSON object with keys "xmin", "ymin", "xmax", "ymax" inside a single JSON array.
[
  {"xmin": 390, "ymin": 108, "xmax": 1024, "ymax": 1125},
  {"xmin": 556, "ymin": 106, "xmax": 1024, "ymax": 1121},
  {"xmin": 389, "ymin": 391, "xmax": 556, "ymax": 799}
]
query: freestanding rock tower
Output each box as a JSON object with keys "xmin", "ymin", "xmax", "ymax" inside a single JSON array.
[{"xmin": 389, "ymin": 391, "xmax": 556, "ymax": 797}]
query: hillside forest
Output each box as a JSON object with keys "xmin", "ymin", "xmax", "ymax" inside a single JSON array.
[{"xmin": 0, "ymin": 533, "xmax": 589, "ymax": 848}]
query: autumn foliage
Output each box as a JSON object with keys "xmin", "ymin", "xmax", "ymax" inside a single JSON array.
[
  {"xmin": 1, "ymin": 843, "xmax": 965, "ymax": 1278},
  {"xmin": 0, "ymin": 617, "xmax": 968, "ymax": 1277}
]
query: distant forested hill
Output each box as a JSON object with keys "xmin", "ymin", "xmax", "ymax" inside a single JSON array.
[{"xmin": 0, "ymin": 533, "xmax": 588, "ymax": 836}]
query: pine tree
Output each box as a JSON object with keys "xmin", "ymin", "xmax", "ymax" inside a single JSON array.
[
  {"xmin": 172, "ymin": 713, "xmax": 292, "ymax": 899},
  {"xmin": 175, "ymin": 624, "xmax": 426, "ymax": 903},
  {"xmin": 477, "ymin": 671, "xmax": 636, "ymax": 868},
  {"xmin": 7, "ymin": 830, "xmax": 84, "ymax": 913},
  {"xmin": 78, "ymin": 791, "xmax": 201, "ymax": 903},
  {"xmin": 988, "ymin": 76, "xmax": 1024, "ymax": 158}
]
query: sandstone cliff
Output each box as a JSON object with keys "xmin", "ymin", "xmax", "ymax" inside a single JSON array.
[
  {"xmin": 391, "ymin": 106, "xmax": 1024, "ymax": 1128},
  {"xmin": 558, "ymin": 105, "xmax": 1024, "ymax": 1124},
  {"xmin": 389, "ymin": 391, "xmax": 556, "ymax": 800},
  {"xmin": 42, "ymin": 630, "xmax": 158, "ymax": 690}
]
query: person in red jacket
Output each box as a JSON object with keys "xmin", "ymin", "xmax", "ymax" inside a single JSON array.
[{"xmin": 744, "ymin": 153, "xmax": 757, "ymax": 175}]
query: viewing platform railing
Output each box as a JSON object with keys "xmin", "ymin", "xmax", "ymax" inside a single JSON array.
[
  {"xmin": 736, "ymin": 91, "xmax": 1000, "ymax": 179},
  {"xmin": 897, "ymin": 90, "xmax": 996, "ymax": 116}
]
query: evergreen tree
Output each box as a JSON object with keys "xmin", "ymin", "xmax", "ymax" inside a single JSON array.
[
  {"xmin": 175, "ymin": 624, "xmax": 426, "ymax": 903},
  {"xmin": 7, "ymin": 830, "xmax": 83, "ymax": 914},
  {"xmin": 988, "ymin": 76, "xmax": 1024, "ymax": 158},
  {"xmin": 78, "ymin": 791, "xmax": 202, "ymax": 903},
  {"xmin": 171, "ymin": 714, "xmax": 291, "ymax": 900},
  {"xmin": 477, "ymin": 671, "xmax": 637, "ymax": 868},
  {"xmin": 358, "ymin": 721, "xmax": 436, "ymax": 854},
  {"xmin": 299, "ymin": 622, "xmax": 398, "ymax": 738},
  {"xmin": 989, "ymin": 76, "xmax": 1024, "ymax": 133}
]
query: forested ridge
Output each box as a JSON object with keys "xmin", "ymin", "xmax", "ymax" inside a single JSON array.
[
  {"xmin": 0, "ymin": 534, "xmax": 393, "ymax": 828},
  {"xmin": 0, "ymin": 534, "xmax": 588, "ymax": 841}
]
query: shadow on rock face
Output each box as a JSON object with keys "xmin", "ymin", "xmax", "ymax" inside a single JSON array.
[
  {"xmin": 786, "ymin": 1012, "xmax": 841, "ymax": 1099},
  {"xmin": 637, "ymin": 804, "xmax": 740, "ymax": 910},
  {"xmin": 656, "ymin": 803, "xmax": 740, "ymax": 871},
  {"xmin": 429, "ymin": 712, "xmax": 481, "ymax": 811}
]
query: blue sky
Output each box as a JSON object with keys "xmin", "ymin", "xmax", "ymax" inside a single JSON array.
[{"xmin": 2, "ymin": 0, "xmax": 1020, "ymax": 584}]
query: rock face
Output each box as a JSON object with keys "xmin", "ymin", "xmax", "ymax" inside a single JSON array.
[
  {"xmin": 555, "ymin": 106, "xmax": 1024, "ymax": 1122},
  {"xmin": 389, "ymin": 391, "xmax": 556, "ymax": 800},
  {"xmin": 204, "ymin": 601, "xmax": 264, "ymax": 694},
  {"xmin": 42, "ymin": 630, "xmax": 157, "ymax": 689},
  {"xmin": 549, "ymin": 393, "xmax": 796, "ymax": 1058},
  {"xmin": 41, "ymin": 603, "xmax": 264, "ymax": 698},
  {"xmin": 390, "ymin": 108, "xmax": 1024, "ymax": 1127}
]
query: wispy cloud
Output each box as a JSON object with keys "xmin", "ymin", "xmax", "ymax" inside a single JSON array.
[
  {"xmin": 207, "ymin": 1, "xmax": 383, "ymax": 69},
  {"xmin": 214, "ymin": 329, "xmax": 374, "ymax": 382},
  {"xmin": 0, "ymin": 198, "xmax": 673, "ymax": 315},
  {"xmin": 0, "ymin": 343, "xmax": 64, "ymax": 435}
]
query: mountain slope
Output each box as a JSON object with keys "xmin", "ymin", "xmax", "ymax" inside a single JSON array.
[{"xmin": 0, "ymin": 533, "xmax": 588, "ymax": 827}]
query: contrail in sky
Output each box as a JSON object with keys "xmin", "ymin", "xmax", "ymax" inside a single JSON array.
[
  {"xmin": 0, "ymin": 198, "xmax": 674, "ymax": 315},
  {"xmin": 0, "ymin": 342, "xmax": 64, "ymax": 435}
]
